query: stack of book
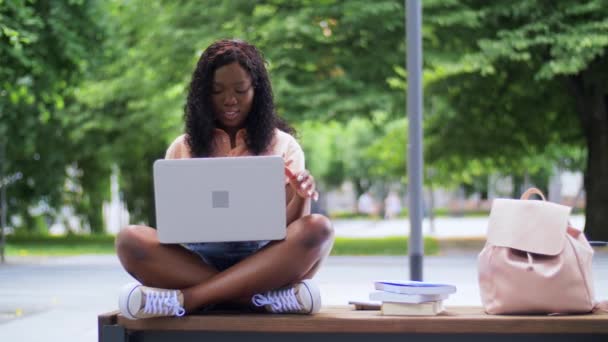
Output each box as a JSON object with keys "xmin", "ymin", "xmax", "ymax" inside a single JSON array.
[{"xmin": 370, "ymin": 280, "xmax": 457, "ymax": 316}]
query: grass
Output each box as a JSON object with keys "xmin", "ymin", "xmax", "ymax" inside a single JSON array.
[
  {"xmin": 4, "ymin": 234, "xmax": 116, "ymax": 256},
  {"xmin": 5, "ymin": 243, "xmax": 116, "ymax": 256},
  {"xmin": 2, "ymin": 234, "xmax": 439, "ymax": 256},
  {"xmin": 331, "ymin": 237, "xmax": 439, "ymax": 256}
]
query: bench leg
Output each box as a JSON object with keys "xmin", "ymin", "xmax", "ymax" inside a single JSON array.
[{"xmin": 101, "ymin": 325, "xmax": 126, "ymax": 342}]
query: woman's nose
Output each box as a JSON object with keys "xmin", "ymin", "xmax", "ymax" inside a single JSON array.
[{"xmin": 224, "ymin": 92, "xmax": 238, "ymax": 105}]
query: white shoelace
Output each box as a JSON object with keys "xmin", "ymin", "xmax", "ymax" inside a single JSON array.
[
  {"xmin": 143, "ymin": 290, "xmax": 186, "ymax": 317},
  {"xmin": 252, "ymin": 287, "xmax": 302, "ymax": 313}
]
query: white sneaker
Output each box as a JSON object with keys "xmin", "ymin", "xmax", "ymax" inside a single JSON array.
[
  {"xmin": 252, "ymin": 280, "xmax": 321, "ymax": 314},
  {"xmin": 119, "ymin": 282, "xmax": 186, "ymax": 319}
]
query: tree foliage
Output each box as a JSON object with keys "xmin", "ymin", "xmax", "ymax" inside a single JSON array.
[
  {"xmin": 1, "ymin": 0, "xmax": 108, "ymax": 232},
  {"xmin": 77, "ymin": 0, "xmax": 410, "ymax": 224},
  {"xmin": 2, "ymin": 0, "xmax": 607, "ymax": 240},
  {"xmin": 422, "ymin": 0, "xmax": 608, "ymax": 239}
]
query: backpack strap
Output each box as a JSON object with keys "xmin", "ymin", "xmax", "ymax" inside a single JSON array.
[
  {"xmin": 520, "ymin": 187, "xmax": 546, "ymax": 201},
  {"xmin": 595, "ymin": 300, "xmax": 608, "ymax": 313}
]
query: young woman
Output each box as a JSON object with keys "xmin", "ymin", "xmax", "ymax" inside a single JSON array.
[{"xmin": 116, "ymin": 39, "xmax": 334, "ymax": 319}]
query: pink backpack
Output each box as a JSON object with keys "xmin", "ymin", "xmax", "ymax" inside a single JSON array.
[{"xmin": 478, "ymin": 188, "xmax": 597, "ymax": 314}]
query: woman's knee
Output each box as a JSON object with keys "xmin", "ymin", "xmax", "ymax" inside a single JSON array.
[
  {"xmin": 294, "ymin": 214, "xmax": 334, "ymax": 249},
  {"xmin": 115, "ymin": 225, "xmax": 156, "ymax": 265}
]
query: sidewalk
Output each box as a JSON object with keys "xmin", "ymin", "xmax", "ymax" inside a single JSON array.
[
  {"xmin": 0, "ymin": 254, "xmax": 483, "ymax": 342},
  {"xmin": 1, "ymin": 251, "xmax": 607, "ymax": 342},
  {"xmin": 0, "ymin": 213, "xmax": 603, "ymax": 342}
]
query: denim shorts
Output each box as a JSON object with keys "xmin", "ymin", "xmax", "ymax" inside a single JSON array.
[{"xmin": 184, "ymin": 240, "xmax": 271, "ymax": 271}]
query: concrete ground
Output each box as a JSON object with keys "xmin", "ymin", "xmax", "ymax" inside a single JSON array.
[
  {"xmin": 0, "ymin": 214, "xmax": 605, "ymax": 341},
  {"xmin": 0, "ymin": 252, "xmax": 607, "ymax": 342}
]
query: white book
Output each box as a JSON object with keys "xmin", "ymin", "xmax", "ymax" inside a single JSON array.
[
  {"xmin": 381, "ymin": 301, "xmax": 444, "ymax": 316},
  {"xmin": 369, "ymin": 290, "xmax": 448, "ymax": 303},
  {"xmin": 374, "ymin": 280, "xmax": 457, "ymax": 295}
]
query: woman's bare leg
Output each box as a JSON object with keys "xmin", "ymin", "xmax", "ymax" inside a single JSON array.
[
  {"xmin": 181, "ymin": 213, "xmax": 334, "ymax": 311},
  {"xmin": 116, "ymin": 213, "xmax": 334, "ymax": 312},
  {"xmin": 115, "ymin": 225, "xmax": 219, "ymax": 289}
]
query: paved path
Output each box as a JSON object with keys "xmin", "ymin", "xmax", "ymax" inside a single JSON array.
[
  {"xmin": 332, "ymin": 215, "xmax": 586, "ymax": 238},
  {"xmin": 1, "ymin": 252, "xmax": 607, "ymax": 342}
]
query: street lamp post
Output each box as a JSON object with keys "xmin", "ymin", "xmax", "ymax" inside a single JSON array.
[
  {"xmin": 1, "ymin": 142, "xmax": 6, "ymax": 264},
  {"xmin": 406, "ymin": 0, "xmax": 424, "ymax": 281}
]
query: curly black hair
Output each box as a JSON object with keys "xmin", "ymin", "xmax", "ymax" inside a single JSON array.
[{"xmin": 184, "ymin": 39, "xmax": 295, "ymax": 157}]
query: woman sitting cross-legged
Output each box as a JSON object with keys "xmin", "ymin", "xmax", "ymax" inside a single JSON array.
[{"xmin": 115, "ymin": 39, "xmax": 334, "ymax": 319}]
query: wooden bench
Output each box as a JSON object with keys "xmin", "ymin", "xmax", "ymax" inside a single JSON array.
[{"xmin": 98, "ymin": 306, "xmax": 608, "ymax": 342}]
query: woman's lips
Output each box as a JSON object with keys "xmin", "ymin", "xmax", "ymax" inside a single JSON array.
[{"xmin": 223, "ymin": 111, "xmax": 239, "ymax": 120}]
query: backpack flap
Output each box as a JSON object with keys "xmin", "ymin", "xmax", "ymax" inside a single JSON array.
[{"xmin": 487, "ymin": 199, "xmax": 572, "ymax": 256}]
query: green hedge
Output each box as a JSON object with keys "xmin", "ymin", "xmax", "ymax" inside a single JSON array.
[
  {"xmin": 330, "ymin": 236, "xmax": 439, "ymax": 256},
  {"xmin": 5, "ymin": 234, "xmax": 116, "ymax": 256},
  {"xmin": 4, "ymin": 234, "xmax": 439, "ymax": 256},
  {"xmin": 329, "ymin": 212, "xmax": 381, "ymax": 220},
  {"xmin": 6, "ymin": 234, "xmax": 115, "ymax": 244},
  {"xmin": 330, "ymin": 209, "xmax": 492, "ymax": 219}
]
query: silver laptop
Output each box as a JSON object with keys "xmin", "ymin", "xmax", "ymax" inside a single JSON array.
[{"xmin": 153, "ymin": 156, "xmax": 286, "ymax": 243}]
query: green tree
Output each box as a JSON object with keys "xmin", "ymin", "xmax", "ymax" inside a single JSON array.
[
  {"xmin": 241, "ymin": 0, "xmax": 407, "ymax": 123},
  {"xmin": 75, "ymin": 0, "xmax": 219, "ymax": 224},
  {"xmin": 1, "ymin": 0, "xmax": 108, "ymax": 233},
  {"xmin": 423, "ymin": 0, "xmax": 607, "ymax": 239},
  {"xmin": 297, "ymin": 120, "xmax": 345, "ymax": 189},
  {"xmin": 365, "ymin": 118, "xmax": 407, "ymax": 186},
  {"xmin": 8, "ymin": 0, "xmax": 599, "ymax": 237},
  {"xmin": 80, "ymin": 0, "xmax": 410, "ymax": 224}
]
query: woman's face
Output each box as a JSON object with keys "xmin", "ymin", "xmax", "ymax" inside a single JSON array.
[{"xmin": 211, "ymin": 62, "xmax": 254, "ymax": 132}]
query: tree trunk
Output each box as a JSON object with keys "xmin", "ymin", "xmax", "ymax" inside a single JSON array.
[
  {"xmin": 584, "ymin": 129, "xmax": 608, "ymax": 241},
  {"xmin": 568, "ymin": 72, "xmax": 608, "ymax": 241},
  {"xmin": 511, "ymin": 175, "xmax": 523, "ymax": 199}
]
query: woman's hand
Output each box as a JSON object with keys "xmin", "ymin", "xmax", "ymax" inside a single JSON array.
[{"xmin": 285, "ymin": 167, "xmax": 319, "ymax": 202}]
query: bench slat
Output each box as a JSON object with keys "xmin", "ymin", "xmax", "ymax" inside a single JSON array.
[{"xmin": 110, "ymin": 306, "xmax": 608, "ymax": 334}]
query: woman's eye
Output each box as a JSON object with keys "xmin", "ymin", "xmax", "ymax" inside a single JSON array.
[{"xmin": 235, "ymin": 89, "xmax": 248, "ymax": 94}]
